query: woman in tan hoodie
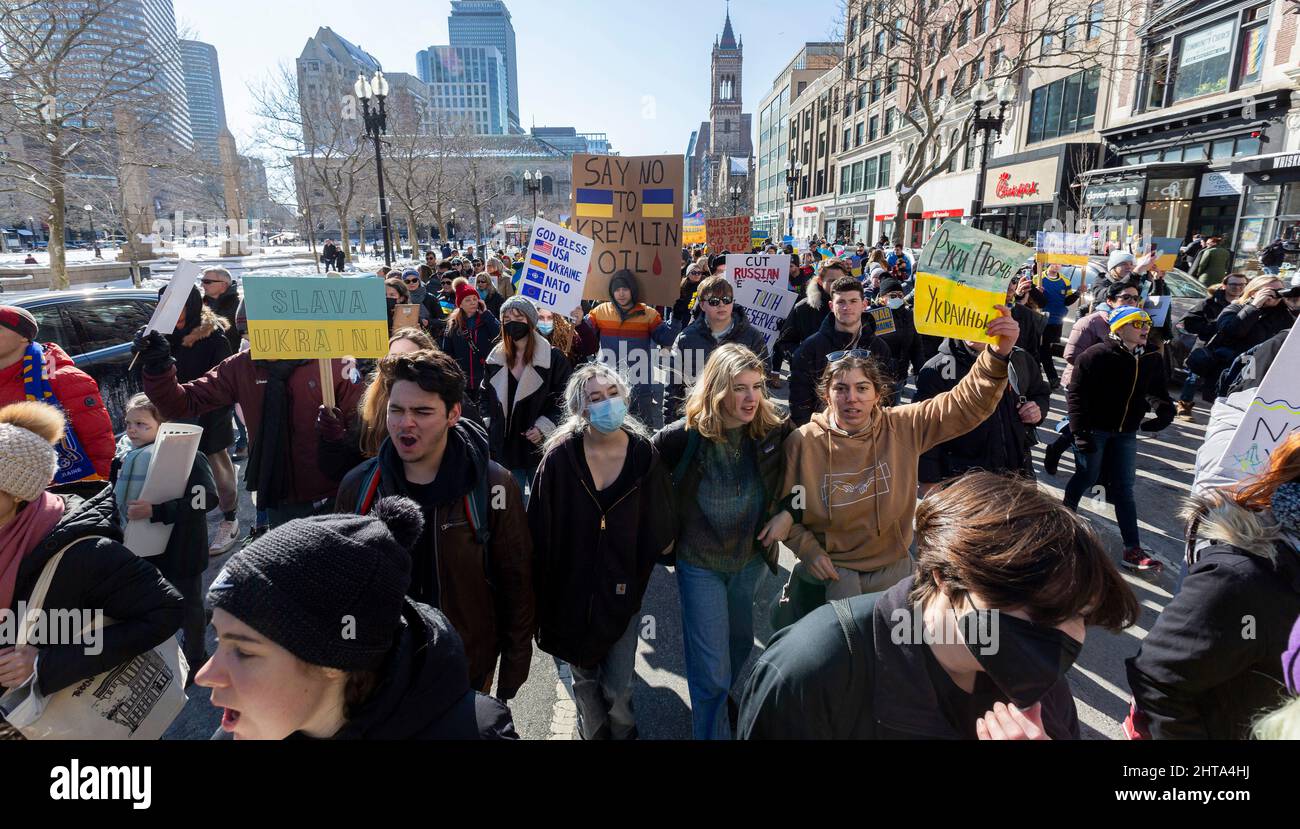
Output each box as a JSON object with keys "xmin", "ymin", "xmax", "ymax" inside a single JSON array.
[{"xmin": 782, "ymin": 306, "xmax": 1020, "ymax": 601}]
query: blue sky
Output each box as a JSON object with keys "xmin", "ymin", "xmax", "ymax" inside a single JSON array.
[{"xmin": 175, "ymin": 0, "xmax": 845, "ymax": 157}]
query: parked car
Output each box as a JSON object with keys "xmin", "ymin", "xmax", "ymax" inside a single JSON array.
[{"xmin": 11, "ymin": 289, "xmax": 158, "ymax": 433}]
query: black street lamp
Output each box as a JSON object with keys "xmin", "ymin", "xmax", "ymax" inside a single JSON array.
[
  {"xmin": 447, "ymin": 207, "xmax": 457, "ymax": 247},
  {"xmin": 523, "ymin": 169, "xmax": 542, "ymax": 219},
  {"xmin": 785, "ymin": 160, "xmax": 802, "ymax": 239},
  {"xmin": 729, "ymin": 183, "xmax": 744, "ymax": 215},
  {"xmin": 967, "ymin": 78, "xmax": 1017, "ymax": 231},
  {"xmin": 83, "ymin": 204, "xmax": 101, "ymax": 259},
  {"xmin": 355, "ymin": 70, "xmax": 393, "ymax": 267}
]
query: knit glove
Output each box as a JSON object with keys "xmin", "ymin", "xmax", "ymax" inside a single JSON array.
[{"xmin": 132, "ymin": 327, "xmax": 173, "ymax": 374}]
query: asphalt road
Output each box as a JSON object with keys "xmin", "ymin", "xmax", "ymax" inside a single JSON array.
[{"xmin": 165, "ymin": 317, "xmax": 1199, "ymax": 741}]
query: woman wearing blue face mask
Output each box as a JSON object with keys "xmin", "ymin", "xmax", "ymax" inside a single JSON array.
[
  {"xmin": 872, "ymin": 278, "xmax": 925, "ymax": 405},
  {"xmin": 528, "ymin": 363, "xmax": 675, "ymax": 739}
]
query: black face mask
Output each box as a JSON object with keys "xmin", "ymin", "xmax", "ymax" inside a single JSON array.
[
  {"xmin": 386, "ymin": 297, "xmax": 398, "ymax": 314},
  {"xmin": 960, "ymin": 608, "xmax": 1082, "ymax": 708},
  {"xmin": 503, "ymin": 320, "xmax": 531, "ymax": 342}
]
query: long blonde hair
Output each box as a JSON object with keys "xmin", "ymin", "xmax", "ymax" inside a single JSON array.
[
  {"xmin": 1236, "ymin": 274, "xmax": 1283, "ymax": 306},
  {"xmin": 1253, "ymin": 695, "xmax": 1300, "ymax": 740},
  {"xmin": 684, "ymin": 343, "xmax": 784, "ymax": 442}
]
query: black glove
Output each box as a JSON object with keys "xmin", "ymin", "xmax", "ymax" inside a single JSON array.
[
  {"xmin": 1141, "ymin": 400, "xmax": 1176, "ymax": 432},
  {"xmin": 132, "ymin": 327, "xmax": 173, "ymax": 374},
  {"xmin": 1073, "ymin": 431, "xmax": 1096, "ymax": 454},
  {"xmin": 316, "ymin": 405, "xmax": 346, "ymax": 443}
]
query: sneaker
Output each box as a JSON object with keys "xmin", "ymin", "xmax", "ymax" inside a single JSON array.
[
  {"xmin": 240, "ymin": 524, "xmax": 269, "ymax": 550},
  {"xmin": 1121, "ymin": 546, "xmax": 1163, "ymax": 572},
  {"xmin": 209, "ymin": 519, "xmax": 240, "ymax": 556}
]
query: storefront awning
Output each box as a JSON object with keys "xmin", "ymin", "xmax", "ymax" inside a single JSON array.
[
  {"xmin": 922, "ymin": 209, "xmax": 964, "ymax": 219},
  {"xmin": 1229, "ymin": 151, "xmax": 1300, "ymax": 177}
]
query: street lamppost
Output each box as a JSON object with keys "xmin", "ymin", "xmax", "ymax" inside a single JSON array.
[
  {"xmin": 728, "ymin": 184, "xmax": 744, "ymax": 215},
  {"xmin": 448, "ymin": 207, "xmax": 457, "ymax": 247},
  {"xmin": 83, "ymin": 204, "xmax": 101, "ymax": 259},
  {"xmin": 355, "ymin": 70, "xmax": 393, "ymax": 267},
  {"xmin": 967, "ymin": 77, "xmax": 1017, "ymax": 231},
  {"xmin": 786, "ymin": 160, "xmax": 803, "ymax": 240},
  {"xmin": 523, "ymin": 169, "xmax": 542, "ymax": 219}
]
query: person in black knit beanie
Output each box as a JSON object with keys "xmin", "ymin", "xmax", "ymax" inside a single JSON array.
[{"xmin": 195, "ymin": 496, "xmax": 517, "ymax": 740}]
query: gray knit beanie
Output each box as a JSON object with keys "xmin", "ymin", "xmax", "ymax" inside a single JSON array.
[
  {"xmin": 0, "ymin": 422, "xmax": 58, "ymax": 502},
  {"xmin": 207, "ymin": 497, "xmax": 422, "ymax": 670},
  {"xmin": 500, "ymin": 294, "xmax": 538, "ymax": 328}
]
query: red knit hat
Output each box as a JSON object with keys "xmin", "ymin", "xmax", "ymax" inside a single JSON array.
[
  {"xmin": 0, "ymin": 306, "xmax": 38, "ymax": 341},
  {"xmin": 454, "ymin": 281, "xmax": 479, "ymax": 310}
]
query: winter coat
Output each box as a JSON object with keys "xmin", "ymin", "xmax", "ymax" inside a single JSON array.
[
  {"xmin": 1212, "ymin": 302, "xmax": 1294, "ymax": 360},
  {"xmin": 873, "ymin": 304, "xmax": 925, "ymax": 384},
  {"xmin": 528, "ymin": 430, "xmax": 675, "ymax": 668},
  {"xmin": 335, "ymin": 421, "xmax": 534, "ymax": 699},
  {"xmin": 203, "ymin": 281, "xmax": 242, "ymax": 354},
  {"xmin": 1061, "ymin": 310, "xmax": 1111, "ymax": 388},
  {"xmin": 653, "ymin": 417, "xmax": 796, "ymax": 574},
  {"xmin": 485, "ymin": 290, "xmax": 505, "ymax": 320},
  {"xmin": 584, "ymin": 292, "xmax": 677, "ymax": 388},
  {"xmin": 788, "ymin": 312, "xmax": 892, "ymax": 426},
  {"xmin": 738, "ymin": 577, "xmax": 1081, "ymax": 739},
  {"xmin": 664, "ymin": 307, "xmax": 771, "ymax": 424},
  {"xmin": 111, "ymin": 451, "xmax": 217, "ymax": 581},
  {"xmin": 1259, "ymin": 241, "xmax": 1286, "ymax": 268},
  {"xmin": 143, "ymin": 352, "xmax": 364, "ymax": 506},
  {"xmin": 440, "ymin": 310, "xmax": 500, "ymax": 399},
  {"xmin": 1067, "ymin": 338, "xmax": 1174, "ymax": 436},
  {"xmin": 1191, "ymin": 245, "xmax": 1234, "ymax": 286},
  {"xmin": 915, "ymin": 340, "xmax": 1049, "ymax": 483},
  {"xmin": 671, "ymin": 275, "xmax": 705, "ymax": 326},
  {"xmin": 481, "ymin": 333, "xmax": 571, "ymax": 471},
  {"xmin": 1127, "ymin": 494, "xmax": 1300, "ymax": 739},
  {"xmin": 1181, "ymin": 288, "xmax": 1232, "ymax": 343},
  {"xmin": 0, "ymin": 343, "xmax": 115, "ymax": 480},
  {"xmin": 168, "ymin": 300, "xmax": 236, "ymax": 454},
  {"xmin": 4, "ymin": 482, "xmax": 184, "ymax": 696},
  {"xmin": 1011, "ymin": 302, "xmax": 1046, "ymax": 360},
  {"xmin": 783, "ymin": 349, "xmax": 1009, "ymax": 573},
  {"xmin": 775, "ymin": 280, "xmax": 830, "ymax": 360}
]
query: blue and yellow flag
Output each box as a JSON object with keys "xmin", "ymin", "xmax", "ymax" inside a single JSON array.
[
  {"xmin": 641, "ymin": 188, "xmax": 674, "ymax": 219},
  {"xmin": 575, "ymin": 188, "xmax": 614, "ymax": 218}
]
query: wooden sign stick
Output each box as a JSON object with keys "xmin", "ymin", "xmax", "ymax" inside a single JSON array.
[{"xmin": 319, "ymin": 358, "xmax": 336, "ymax": 409}]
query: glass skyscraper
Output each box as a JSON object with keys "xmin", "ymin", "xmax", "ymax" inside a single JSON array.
[
  {"xmin": 179, "ymin": 39, "xmax": 227, "ymax": 165},
  {"xmin": 417, "ymin": 45, "xmax": 508, "ymax": 135},
  {"xmin": 447, "ymin": 0, "xmax": 521, "ymax": 133}
]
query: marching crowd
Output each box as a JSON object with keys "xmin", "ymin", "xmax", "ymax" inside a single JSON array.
[{"xmin": 0, "ymin": 233, "xmax": 1297, "ymax": 743}]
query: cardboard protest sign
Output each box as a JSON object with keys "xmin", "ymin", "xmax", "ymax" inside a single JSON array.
[
  {"xmin": 1034, "ymin": 231, "xmax": 1091, "ymax": 270},
  {"xmin": 870, "ymin": 306, "xmax": 896, "ymax": 335},
  {"xmin": 735, "ymin": 284, "xmax": 798, "ymax": 353},
  {"xmin": 913, "ymin": 221, "xmax": 1031, "ymax": 345},
  {"xmin": 706, "ymin": 216, "xmax": 751, "ymax": 254},
  {"xmin": 571, "ymin": 153, "xmax": 683, "ymax": 307},
  {"xmin": 1210, "ymin": 326, "xmax": 1300, "ymax": 483},
  {"xmin": 147, "ymin": 259, "xmax": 203, "ymax": 335},
  {"xmin": 243, "ymin": 275, "xmax": 388, "ymax": 360},
  {"xmin": 123, "ymin": 423, "xmax": 203, "ymax": 558},
  {"xmin": 520, "ymin": 217, "xmax": 591, "ymax": 316},
  {"xmin": 683, "ymin": 210, "xmax": 707, "ymax": 246},
  {"xmin": 724, "ymin": 253, "xmax": 791, "ymax": 295},
  {"xmin": 391, "ymin": 304, "xmax": 420, "ymax": 332}
]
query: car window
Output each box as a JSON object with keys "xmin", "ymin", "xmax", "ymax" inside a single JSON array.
[
  {"xmin": 1163, "ymin": 271, "xmax": 1209, "ymax": 299},
  {"xmin": 71, "ymin": 298, "xmax": 154, "ymax": 354},
  {"xmin": 24, "ymin": 304, "xmax": 82, "ymax": 356}
]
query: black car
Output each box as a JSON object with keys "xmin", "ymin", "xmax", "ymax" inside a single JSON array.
[{"xmin": 12, "ymin": 289, "xmax": 158, "ymax": 433}]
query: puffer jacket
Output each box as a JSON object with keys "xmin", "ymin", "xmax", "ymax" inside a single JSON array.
[
  {"xmin": 1213, "ymin": 302, "xmax": 1294, "ymax": 360},
  {"xmin": 1061, "ymin": 310, "xmax": 1111, "ymax": 388},
  {"xmin": 664, "ymin": 307, "xmax": 771, "ymax": 423},
  {"xmin": 1127, "ymin": 493, "xmax": 1300, "ymax": 739},
  {"xmin": 4, "ymin": 482, "xmax": 184, "ymax": 696},
  {"xmin": 774, "ymin": 280, "xmax": 830, "ymax": 362},
  {"xmin": 440, "ymin": 310, "xmax": 500, "ymax": 400}
]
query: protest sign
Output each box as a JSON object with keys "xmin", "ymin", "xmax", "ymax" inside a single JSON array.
[
  {"xmin": 391, "ymin": 304, "xmax": 420, "ymax": 332},
  {"xmin": 244, "ymin": 275, "xmax": 388, "ymax": 360},
  {"xmin": 683, "ymin": 210, "xmax": 707, "ymax": 246},
  {"xmin": 751, "ymin": 227, "xmax": 768, "ymax": 247},
  {"xmin": 1034, "ymin": 231, "xmax": 1091, "ymax": 270},
  {"xmin": 1144, "ymin": 294, "xmax": 1172, "ymax": 327},
  {"xmin": 571, "ymin": 153, "xmax": 684, "ymax": 306},
  {"xmin": 1210, "ymin": 326, "xmax": 1300, "ymax": 483},
  {"xmin": 724, "ymin": 253, "xmax": 791, "ymax": 295},
  {"xmin": 145, "ymin": 259, "xmax": 202, "ymax": 337},
  {"xmin": 123, "ymin": 423, "xmax": 203, "ymax": 558},
  {"xmin": 706, "ymin": 216, "xmax": 751, "ymax": 254},
  {"xmin": 520, "ymin": 218, "xmax": 592, "ymax": 316},
  {"xmin": 913, "ymin": 221, "xmax": 1031, "ymax": 344},
  {"xmin": 870, "ymin": 306, "xmax": 896, "ymax": 335},
  {"xmin": 735, "ymin": 284, "xmax": 798, "ymax": 353},
  {"xmin": 1151, "ymin": 236, "xmax": 1182, "ymax": 272}
]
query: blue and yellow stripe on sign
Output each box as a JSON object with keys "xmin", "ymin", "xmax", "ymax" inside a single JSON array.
[
  {"xmin": 575, "ymin": 188, "xmax": 614, "ymax": 218},
  {"xmin": 246, "ymin": 320, "xmax": 389, "ymax": 360},
  {"xmin": 529, "ymin": 253, "xmax": 549, "ymax": 271},
  {"xmin": 641, "ymin": 188, "xmax": 675, "ymax": 218}
]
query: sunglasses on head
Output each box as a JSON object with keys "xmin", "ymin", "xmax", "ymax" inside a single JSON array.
[
  {"xmin": 827, "ymin": 349, "xmax": 873, "ymax": 363},
  {"xmin": 702, "ymin": 296, "xmax": 734, "ymax": 307}
]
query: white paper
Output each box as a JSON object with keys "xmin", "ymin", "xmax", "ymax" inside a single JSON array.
[
  {"xmin": 123, "ymin": 423, "xmax": 203, "ymax": 558},
  {"xmin": 1144, "ymin": 294, "xmax": 1172, "ymax": 327},
  {"xmin": 518, "ymin": 218, "xmax": 592, "ymax": 315},
  {"xmin": 725, "ymin": 253, "xmax": 791, "ymax": 296},
  {"xmin": 735, "ymin": 283, "xmax": 799, "ymax": 352},
  {"xmin": 147, "ymin": 259, "xmax": 202, "ymax": 335},
  {"xmin": 1209, "ymin": 326, "xmax": 1300, "ymax": 485}
]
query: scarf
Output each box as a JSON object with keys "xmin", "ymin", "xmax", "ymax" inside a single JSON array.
[
  {"xmin": 245, "ymin": 360, "xmax": 305, "ymax": 509},
  {"xmin": 0, "ymin": 492, "xmax": 66, "ymax": 612},
  {"xmin": 113, "ymin": 436, "xmax": 154, "ymax": 529},
  {"xmin": 22, "ymin": 343, "xmax": 95, "ymax": 484}
]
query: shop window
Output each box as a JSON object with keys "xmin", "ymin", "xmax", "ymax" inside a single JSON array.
[
  {"xmin": 1122, "ymin": 154, "xmax": 1140, "ymax": 166},
  {"xmin": 1234, "ymin": 136, "xmax": 1260, "ymax": 157},
  {"xmin": 1281, "ymin": 182, "xmax": 1300, "ymax": 217},
  {"xmin": 1161, "ymin": 147, "xmax": 1183, "ymax": 162},
  {"xmin": 1140, "ymin": 150, "xmax": 1160, "ymax": 163},
  {"xmin": 1172, "ymin": 19, "xmax": 1234, "ymax": 103},
  {"xmin": 1210, "ymin": 138, "xmax": 1235, "ymax": 159},
  {"xmin": 1182, "ymin": 143, "xmax": 1207, "ymax": 162},
  {"xmin": 1241, "ymin": 184, "xmax": 1279, "ymax": 217}
]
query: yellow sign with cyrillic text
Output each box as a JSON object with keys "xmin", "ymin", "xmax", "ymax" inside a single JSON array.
[{"xmin": 913, "ymin": 273, "xmax": 1005, "ymax": 345}]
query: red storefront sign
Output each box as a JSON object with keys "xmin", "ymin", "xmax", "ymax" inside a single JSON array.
[
  {"xmin": 801, "ymin": 205, "xmax": 820, "ymax": 213},
  {"xmin": 994, "ymin": 172, "xmax": 1040, "ymax": 200},
  {"xmin": 921, "ymin": 209, "xmax": 964, "ymax": 219},
  {"xmin": 874, "ymin": 213, "xmax": 895, "ymax": 221}
]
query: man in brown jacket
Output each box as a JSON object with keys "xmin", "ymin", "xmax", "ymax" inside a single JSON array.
[
  {"xmin": 335, "ymin": 349, "xmax": 534, "ymax": 700},
  {"xmin": 780, "ymin": 306, "xmax": 1019, "ymax": 600}
]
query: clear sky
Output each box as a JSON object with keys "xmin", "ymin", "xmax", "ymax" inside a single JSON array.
[{"xmin": 174, "ymin": 0, "xmax": 844, "ymax": 158}]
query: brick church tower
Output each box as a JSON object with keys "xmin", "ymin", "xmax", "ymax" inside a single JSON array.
[{"xmin": 687, "ymin": 4, "xmax": 755, "ymax": 218}]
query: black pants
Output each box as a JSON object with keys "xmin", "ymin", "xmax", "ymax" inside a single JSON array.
[
  {"xmin": 169, "ymin": 572, "xmax": 208, "ymax": 674},
  {"xmin": 1040, "ymin": 323, "xmax": 1063, "ymax": 386},
  {"xmin": 1050, "ymin": 424, "xmax": 1073, "ymax": 455}
]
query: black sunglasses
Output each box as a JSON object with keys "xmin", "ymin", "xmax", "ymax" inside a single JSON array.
[
  {"xmin": 200, "ymin": 279, "xmax": 226, "ymax": 285},
  {"xmin": 702, "ymin": 296, "xmax": 734, "ymax": 307},
  {"xmin": 827, "ymin": 349, "xmax": 873, "ymax": 363}
]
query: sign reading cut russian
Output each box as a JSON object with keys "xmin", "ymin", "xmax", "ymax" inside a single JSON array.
[
  {"xmin": 706, "ymin": 215, "xmax": 751, "ymax": 254},
  {"xmin": 244, "ymin": 275, "xmax": 388, "ymax": 360},
  {"xmin": 724, "ymin": 253, "xmax": 791, "ymax": 295},
  {"xmin": 521, "ymin": 217, "xmax": 592, "ymax": 316},
  {"xmin": 571, "ymin": 153, "xmax": 683, "ymax": 307},
  {"xmin": 914, "ymin": 221, "xmax": 1030, "ymax": 344}
]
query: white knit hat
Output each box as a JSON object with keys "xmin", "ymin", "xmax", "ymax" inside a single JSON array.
[
  {"xmin": 1107, "ymin": 250, "xmax": 1136, "ymax": 271},
  {"xmin": 0, "ymin": 422, "xmax": 59, "ymax": 502}
]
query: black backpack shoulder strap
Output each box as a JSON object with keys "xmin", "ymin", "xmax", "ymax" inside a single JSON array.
[{"xmin": 830, "ymin": 596, "xmax": 877, "ymax": 735}]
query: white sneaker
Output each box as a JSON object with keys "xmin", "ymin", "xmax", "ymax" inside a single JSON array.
[{"xmin": 209, "ymin": 519, "xmax": 240, "ymax": 556}]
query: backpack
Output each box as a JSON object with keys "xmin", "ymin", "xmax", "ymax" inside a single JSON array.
[{"xmin": 354, "ymin": 461, "xmax": 492, "ymax": 546}]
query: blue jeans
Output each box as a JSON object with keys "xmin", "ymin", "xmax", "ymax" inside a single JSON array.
[
  {"xmin": 1063, "ymin": 429, "xmax": 1140, "ymax": 548},
  {"xmin": 1179, "ymin": 371, "xmax": 1200, "ymax": 403},
  {"xmin": 676, "ymin": 556, "xmax": 765, "ymax": 740},
  {"xmin": 511, "ymin": 467, "xmax": 532, "ymax": 507},
  {"xmin": 571, "ymin": 615, "xmax": 640, "ymax": 739}
]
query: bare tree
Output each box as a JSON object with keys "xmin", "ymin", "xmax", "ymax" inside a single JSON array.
[
  {"xmin": 835, "ymin": 0, "xmax": 1135, "ymax": 243},
  {"xmin": 454, "ymin": 137, "xmax": 510, "ymax": 247},
  {"xmin": 0, "ymin": 0, "xmax": 180, "ymax": 288}
]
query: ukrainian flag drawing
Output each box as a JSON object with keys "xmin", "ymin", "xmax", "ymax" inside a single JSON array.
[
  {"xmin": 529, "ymin": 252, "xmax": 550, "ymax": 272},
  {"xmin": 575, "ymin": 188, "xmax": 614, "ymax": 218},
  {"xmin": 642, "ymin": 188, "xmax": 675, "ymax": 219}
]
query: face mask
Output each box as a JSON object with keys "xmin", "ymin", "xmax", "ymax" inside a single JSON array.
[
  {"xmin": 503, "ymin": 320, "xmax": 530, "ymax": 342},
  {"xmin": 386, "ymin": 297, "xmax": 397, "ymax": 313},
  {"xmin": 537, "ymin": 321, "xmax": 554, "ymax": 336},
  {"xmin": 887, "ymin": 298, "xmax": 905, "ymax": 310},
  {"xmin": 960, "ymin": 607, "xmax": 1082, "ymax": 708},
  {"xmin": 587, "ymin": 396, "xmax": 627, "ymax": 434}
]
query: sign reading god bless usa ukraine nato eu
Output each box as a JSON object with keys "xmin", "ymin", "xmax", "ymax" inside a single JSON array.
[
  {"xmin": 570, "ymin": 153, "xmax": 684, "ymax": 307},
  {"xmin": 521, "ymin": 218, "xmax": 591, "ymax": 316},
  {"xmin": 243, "ymin": 275, "xmax": 389, "ymax": 360}
]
